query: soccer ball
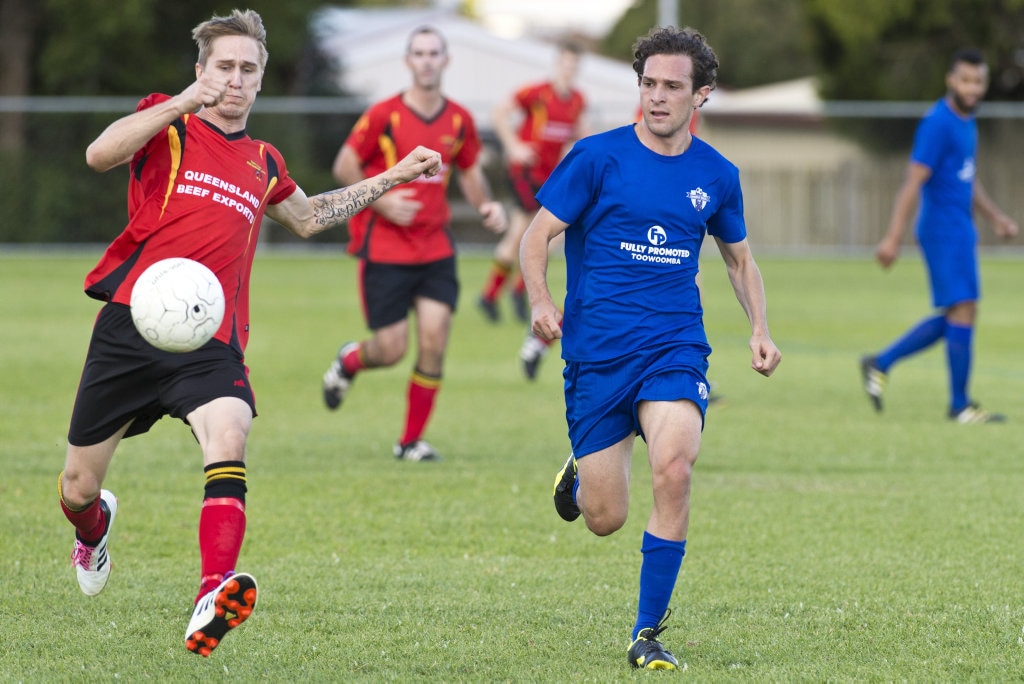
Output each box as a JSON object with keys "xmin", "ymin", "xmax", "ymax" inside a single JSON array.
[{"xmin": 130, "ymin": 258, "xmax": 225, "ymax": 353}]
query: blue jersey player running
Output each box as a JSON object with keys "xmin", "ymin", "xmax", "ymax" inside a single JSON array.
[
  {"xmin": 861, "ymin": 48, "xmax": 1018, "ymax": 423},
  {"xmin": 519, "ymin": 26, "xmax": 782, "ymax": 671}
]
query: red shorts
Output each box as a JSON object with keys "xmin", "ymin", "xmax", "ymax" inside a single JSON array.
[{"xmin": 505, "ymin": 165, "xmax": 544, "ymax": 213}]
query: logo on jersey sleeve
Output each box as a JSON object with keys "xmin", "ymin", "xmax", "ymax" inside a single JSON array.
[
  {"xmin": 686, "ymin": 187, "xmax": 710, "ymax": 211},
  {"xmin": 697, "ymin": 381, "xmax": 709, "ymax": 401}
]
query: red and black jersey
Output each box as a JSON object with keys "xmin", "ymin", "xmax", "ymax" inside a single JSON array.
[
  {"xmin": 344, "ymin": 93, "xmax": 482, "ymax": 264},
  {"xmin": 509, "ymin": 81, "xmax": 585, "ymax": 186},
  {"xmin": 84, "ymin": 93, "xmax": 297, "ymax": 354}
]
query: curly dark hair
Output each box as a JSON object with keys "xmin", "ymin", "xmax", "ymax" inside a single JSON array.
[{"xmin": 631, "ymin": 26, "xmax": 719, "ymax": 93}]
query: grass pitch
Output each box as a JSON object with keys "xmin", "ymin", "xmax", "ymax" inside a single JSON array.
[{"xmin": 1, "ymin": 248, "xmax": 1023, "ymax": 681}]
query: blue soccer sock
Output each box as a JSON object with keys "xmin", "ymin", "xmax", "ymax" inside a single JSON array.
[
  {"xmin": 632, "ymin": 531, "xmax": 686, "ymax": 641},
  {"xmin": 945, "ymin": 322, "xmax": 973, "ymax": 413},
  {"xmin": 876, "ymin": 314, "xmax": 946, "ymax": 372}
]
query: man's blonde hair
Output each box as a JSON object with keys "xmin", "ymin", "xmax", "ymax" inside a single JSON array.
[{"xmin": 192, "ymin": 9, "xmax": 268, "ymax": 70}]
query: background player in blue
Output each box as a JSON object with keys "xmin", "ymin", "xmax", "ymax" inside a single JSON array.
[
  {"xmin": 519, "ymin": 26, "xmax": 782, "ymax": 670},
  {"xmin": 861, "ymin": 48, "xmax": 1018, "ymax": 423}
]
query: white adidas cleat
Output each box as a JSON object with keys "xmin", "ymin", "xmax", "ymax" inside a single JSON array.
[
  {"xmin": 185, "ymin": 572, "xmax": 259, "ymax": 657},
  {"xmin": 70, "ymin": 489, "xmax": 118, "ymax": 596}
]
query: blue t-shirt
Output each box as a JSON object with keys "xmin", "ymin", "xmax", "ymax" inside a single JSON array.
[
  {"xmin": 537, "ymin": 125, "xmax": 747, "ymax": 362},
  {"xmin": 912, "ymin": 98, "xmax": 977, "ymax": 241}
]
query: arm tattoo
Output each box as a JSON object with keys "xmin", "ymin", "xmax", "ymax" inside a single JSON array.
[{"xmin": 309, "ymin": 176, "xmax": 395, "ymax": 230}]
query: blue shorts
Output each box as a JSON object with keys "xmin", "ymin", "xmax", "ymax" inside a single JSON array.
[
  {"xmin": 919, "ymin": 233, "xmax": 979, "ymax": 308},
  {"xmin": 563, "ymin": 345, "xmax": 710, "ymax": 459}
]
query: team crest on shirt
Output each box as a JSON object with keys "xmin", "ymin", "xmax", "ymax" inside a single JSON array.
[
  {"xmin": 957, "ymin": 157, "xmax": 975, "ymax": 182},
  {"xmin": 686, "ymin": 187, "xmax": 710, "ymax": 211},
  {"xmin": 247, "ymin": 159, "xmax": 265, "ymax": 183},
  {"xmin": 697, "ymin": 381, "xmax": 709, "ymax": 401}
]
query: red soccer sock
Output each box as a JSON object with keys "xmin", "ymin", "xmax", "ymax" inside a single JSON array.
[
  {"xmin": 60, "ymin": 494, "xmax": 106, "ymax": 543},
  {"xmin": 400, "ymin": 369, "xmax": 441, "ymax": 446},
  {"xmin": 197, "ymin": 497, "xmax": 246, "ymax": 602},
  {"xmin": 341, "ymin": 342, "xmax": 367, "ymax": 376},
  {"xmin": 58, "ymin": 472, "xmax": 106, "ymax": 543},
  {"xmin": 196, "ymin": 461, "xmax": 247, "ymax": 603},
  {"xmin": 512, "ymin": 272, "xmax": 526, "ymax": 297},
  {"xmin": 482, "ymin": 261, "xmax": 512, "ymax": 302}
]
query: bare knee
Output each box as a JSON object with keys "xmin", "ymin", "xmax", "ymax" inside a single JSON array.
[
  {"xmin": 61, "ymin": 432, "xmax": 122, "ymax": 508},
  {"xmin": 655, "ymin": 456, "xmax": 694, "ymax": 488},
  {"xmin": 60, "ymin": 464, "xmax": 101, "ymax": 508},
  {"xmin": 368, "ymin": 333, "xmax": 408, "ymax": 367},
  {"xmin": 583, "ymin": 503, "xmax": 628, "ymax": 536}
]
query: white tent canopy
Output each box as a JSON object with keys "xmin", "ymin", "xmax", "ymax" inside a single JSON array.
[{"xmin": 312, "ymin": 7, "xmax": 641, "ymax": 133}]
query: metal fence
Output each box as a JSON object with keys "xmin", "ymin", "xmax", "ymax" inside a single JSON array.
[{"xmin": 2, "ymin": 97, "xmax": 1022, "ymax": 252}]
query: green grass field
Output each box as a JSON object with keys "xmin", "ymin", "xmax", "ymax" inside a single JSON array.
[{"xmin": 2, "ymin": 249, "xmax": 1023, "ymax": 681}]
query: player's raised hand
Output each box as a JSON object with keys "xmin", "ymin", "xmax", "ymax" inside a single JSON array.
[
  {"xmin": 390, "ymin": 145, "xmax": 442, "ymax": 183},
  {"xmin": 175, "ymin": 74, "xmax": 229, "ymax": 114}
]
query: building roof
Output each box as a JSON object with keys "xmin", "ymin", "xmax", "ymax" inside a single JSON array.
[{"xmin": 312, "ymin": 7, "xmax": 640, "ymax": 132}]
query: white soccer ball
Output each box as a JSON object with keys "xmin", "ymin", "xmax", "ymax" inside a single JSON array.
[{"xmin": 130, "ymin": 258, "xmax": 225, "ymax": 353}]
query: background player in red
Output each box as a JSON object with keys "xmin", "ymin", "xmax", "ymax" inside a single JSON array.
[
  {"xmin": 321, "ymin": 25, "xmax": 506, "ymax": 462},
  {"xmin": 60, "ymin": 9, "xmax": 440, "ymax": 657},
  {"xmin": 477, "ymin": 39, "xmax": 587, "ymax": 324}
]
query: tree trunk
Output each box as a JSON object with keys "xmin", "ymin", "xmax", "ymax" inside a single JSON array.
[{"xmin": 0, "ymin": 0, "xmax": 38, "ymax": 151}]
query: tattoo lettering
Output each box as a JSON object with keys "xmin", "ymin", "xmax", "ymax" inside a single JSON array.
[{"xmin": 311, "ymin": 177, "xmax": 395, "ymax": 229}]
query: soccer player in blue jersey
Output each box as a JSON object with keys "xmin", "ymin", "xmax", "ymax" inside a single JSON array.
[
  {"xmin": 861, "ymin": 48, "xmax": 1018, "ymax": 423},
  {"xmin": 519, "ymin": 26, "xmax": 782, "ymax": 670}
]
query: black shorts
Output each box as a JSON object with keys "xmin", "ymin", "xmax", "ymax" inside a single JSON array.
[
  {"xmin": 361, "ymin": 257, "xmax": 459, "ymax": 330},
  {"xmin": 67, "ymin": 303, "xmax": 256, "ymax": 446},
  {"xmin": 505, "ymin": 166, "xmax": 543, "ymax": 213}
]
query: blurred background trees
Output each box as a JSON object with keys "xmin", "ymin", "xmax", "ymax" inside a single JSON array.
[{"xmin": 2, "ymin": 0, "xmax": 1023, "ymax": 243}]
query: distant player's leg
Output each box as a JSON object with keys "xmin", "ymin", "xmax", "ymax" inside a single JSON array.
[
  {"xmin": 944, "ymin": 300, "xmax": 1003, "ymax": 422},
  {"xmin": 394, "ymin": 297, "xmax": 450, "ymax": 461},
  {"xmin": 479, "ymin": 207, "xmax": 530, "ymax": 323},
  {"xmin": 505, "ymin": 209, "xmax": 535, "ymax": 324},
  {"xmin": 520, "ymin": 325, "xmax": 558, "ymax": 381},
  {"xmin": 324, "ymin": 261, "xmax": 412, "ymax": 410},
  {"xmin": 395, "ymin": 260, "xmax": 457, "ymax": 461},
  {"xmin": 862, "ymin": 313, "xmax": 946, "ymax": 411}
]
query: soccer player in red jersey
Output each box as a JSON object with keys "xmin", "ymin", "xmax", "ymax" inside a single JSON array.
[
  {"xmin": 321, "ymin": 26, "xmax": 507, "ymax": 462},
  {"xmin": 478, "ymin": 40, "xmax": 587, "ymax": 325},
  {"xmin": 59, "ymin": 9, "xmax": 440, "ymax": 657}
]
